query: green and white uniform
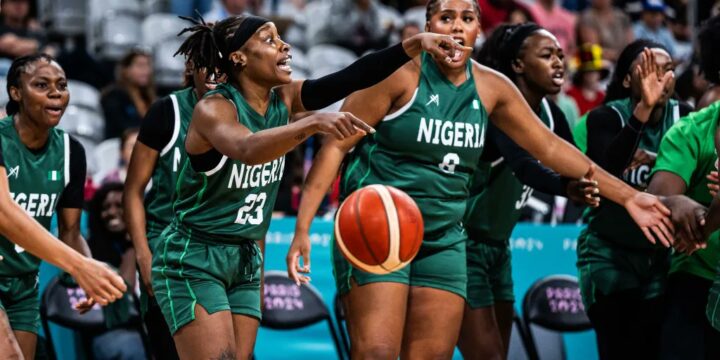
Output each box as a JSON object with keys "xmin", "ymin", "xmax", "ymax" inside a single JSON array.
[
  {"xmin": 577, "ymin": 98, "xmax": 680, "ymax": 308},
  {"xmin": 0, "ymin": 117, "xmax": 85, "ymax": 334},
  {"xmin": 464, "ymin": 98, "xmax": 555, "ymax": 308},
  {"xmin": 152, "ymin": 83, "xmax": 288, "ymax": 333},
  {"xmin": 136, "ymin": 87, "xmax": 196, "ymax": 315},
  {"xmin": 333, "ymin": 53, "xmax": 488, "ymax": 298}
]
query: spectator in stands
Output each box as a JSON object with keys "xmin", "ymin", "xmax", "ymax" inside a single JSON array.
[
  {"xmin": 101, "ymin": 49, "xmax": 156, "ymax": 139},
  {"xmin": 313, "ymin": 0, "xmax": 393, "ymax": 55},
  {"xmin": 400, "ymin": 22, "xmax": 420, "ymax": 40},
  {"xmin": 86, "ymin": 182, "xmax": 146, "ymax": 360},
  {"xmin": 528, "ymin": 0, "xmax": 577, "ymax": 55},
  {"xmin": 567, "ymin": 44, "xmax": 609, "ymax": 115},
  {"xmin": 103, "ymin": 128, "xmax": 139, "ymax": 184},
  {"xmin": 477, "ymin": 0, "xmax": 533, "ymax": 34},
  {"xmin": 674, "ymin": 62, "xmax": 709, "ymax": 108},
  {"xmin": 0, "ymin": 0, "xmax": 48, "ymax": 60},
  {"xmin": 577, "ymin": 0, "xmax": 634, "ymax": 61},
  {"xmin": 171, "ymin": 0, "xmax": 212, "ymax": 17},
  {"xmin": 203, "ymin": 0, "xmax": 256, "ymax": 23},
  {"xmin": 633, "ymin": 0, "xmax": 677, "ymax": 57}
]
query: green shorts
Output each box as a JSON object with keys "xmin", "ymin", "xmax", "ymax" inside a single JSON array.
[
  {"xmin": 466, "ymin": 238, "xmax": 514, "ymax": 309},
  {"xmin": 0, "ymin": 273, "xmax": 40, "ymax": 334},
  {"xmin": 151, "ymin": 225, "xmax": 263, "ymax": 334},
  {"xmin": 333, "ymin": 222, "xmax": 468, "ymax": 298},
  {"xmin": 576, "ymin": 229, "xmax": 670, "ymax": 309}
]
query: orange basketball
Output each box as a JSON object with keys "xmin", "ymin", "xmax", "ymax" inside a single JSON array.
[{"xmin": 334, "ymin": 185, "xmax": 424, "ymax": 274}]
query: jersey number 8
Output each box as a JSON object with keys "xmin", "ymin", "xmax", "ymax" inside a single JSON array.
[
  {"xmin": 235, "ymin": 192, "xmax": 267, "ymax": 225},
  {"xmin": 439, "ymin": 153, "xmax": 460, "ymax": 174}
]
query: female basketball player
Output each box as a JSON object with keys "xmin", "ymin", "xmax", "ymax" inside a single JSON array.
[
  {"xmin": 288, "ymin": 1, "xmax": 675, "ymax": 358},
  {"xmin": 459, "ymin": 23, "xmax": 599, "ymax": 359},
  {"xmin": 151, "ymin": 14, "xmax": 471, "ymax": 359},
  {"xmin": 124, "ymin": 30, "xmax": 224, "ymax": 357},
  {"xmin": 577, "ymin": 40, "xmax": 693, "ymax": 360},
  {"xmin": 0, "ymin": 54, "xmax": 127, "ymax": 359}
]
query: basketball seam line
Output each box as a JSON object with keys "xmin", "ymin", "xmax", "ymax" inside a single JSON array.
[{"xmin": 353, "ymin": 188, "xmax": 386, "ymax": 270}]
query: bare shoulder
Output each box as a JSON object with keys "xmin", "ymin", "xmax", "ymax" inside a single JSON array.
[
  {"xmin": 194, "ymin": 94, "xmax": 236, "ymax": 123},
  {"xmin": 470, "ymin": 60, "xmax": 515, "ymax": 113}
]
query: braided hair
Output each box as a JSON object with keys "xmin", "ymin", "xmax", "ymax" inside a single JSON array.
[
  {"xmin": 698, "ymin": 15, "xmax": 720, "ymax": 84},
  {"xmin": 5, "ymin": 53, "xmax": 56, "ymax": 116},
  {"xmin": 604, "ymin": 39, "xmax": 668, "ymax": 103},
  {"xmin": 476, "ymin": 23, "xmax": 543, "ymax": 83},
  {"xmin": 174, "ymin": 14, "xmax": 248, "ymax": 81}
]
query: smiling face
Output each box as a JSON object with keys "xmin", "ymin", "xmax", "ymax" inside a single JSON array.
[
  {"xmin": 514, "ymin": 30, "xmax": 566, "ymax": 95},
  {"xmin": 231, "ymin": 22, "xmax": 293, "ymax": 87},
  {"xmin": 101, "ymin": 190, "xmax": 125, "ymax": 233},
  {"xmin": 10, "ymin": 60, "xmax": 69, "ymax": 127},
  {"xmin": 425, "ymin": 0, "xmax": 480, "ymax": 69}
]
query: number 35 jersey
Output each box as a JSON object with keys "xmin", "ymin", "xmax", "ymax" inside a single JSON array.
[
  {"xmin": 172, "ymin": 83, "xmax": 289, "ymax": 243},
  {"xmin": 341, "ymin": 53, "xmax": 488, "ymax": 238}
]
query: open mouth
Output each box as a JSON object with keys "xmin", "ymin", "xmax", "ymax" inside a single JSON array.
[
  {"xmin": 45, "ymin": 105, "xmax": 63, "ymax": 117},
  {"xmin": 551, "ymin": 71, "xmax": 565, "ymax": 87},
  {"xmin": 277, "ymin": 56, "xmax": 292, "ymax": 73},
  {"xmin": 450, "ymin": 37, "xmax": 466, "ymax": 62}
]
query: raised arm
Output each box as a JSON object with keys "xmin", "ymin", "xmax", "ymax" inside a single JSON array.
[
  {"xmin": 188, "ymin": 95, "xmax": 374, "ymax": 166},
  {"xmin": 280, "ymin": 33, "xmax": 472, "ymax": 113},
  {"xmin": 480, "ymin": 66, "xmax": 673, "ymax": 245}
]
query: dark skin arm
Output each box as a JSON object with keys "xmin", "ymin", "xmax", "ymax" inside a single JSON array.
[
  {"xmin": 123, "ymin": 141, "xmax": 158, "ymax": 296},
  {"xmin": 647, "ymin": 171, "xmax": 707, "ymax": 253},
  {"xmin": 186, "ymin": 95, "xmax": 373, "ymax": 165}
]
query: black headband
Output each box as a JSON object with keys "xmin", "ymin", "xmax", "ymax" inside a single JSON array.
[
  {"xmin": 228, "ymin": 16, "xmax": 270, "ymax": 53},
  {"xmin": 503, "ymin": 23, "xmax": 543, "ymax": 63}
]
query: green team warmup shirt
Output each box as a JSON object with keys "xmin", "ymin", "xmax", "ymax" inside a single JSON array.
[
  {"xmin": 0, "ymin": 117, "xmax": 85, "ymax": 276},
  {"xmin": 172, "ymin": 83, "xmax": 289, "ymax": 242},
  {"xmin": 573, "ymin": 113, "xmax": 588, "ymax": 153},
  {"xmin": 584, "ymin": 98, "xmax": 680, "ymax": 249},
  {"xmin": 341, "ymin": 52, "xmax": 488, "ymax": 238},
  {"xmin": 652, "ymin": 101, "xmax": 720, "ymax": 281},
  {"xmin": 464, "ymin": 98, "xmax": 555, "ymax": 244},
  {"xmin": 137, "ymin": 87, "xmax": 197, "ymax": 246}
]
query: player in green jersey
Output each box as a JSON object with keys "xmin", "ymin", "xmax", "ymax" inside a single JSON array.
[
  {"xmin": 151, "ymin": 14, "xmax": 469, "ymax": 359},
  {"xmin": 0, "ymin": 54, "xmax": 126, "ymax": 359},
  {"xmin": 125, "ymin": 40, "xmax": 224, "ymax": 358},
  {"xmin": 576, "ymin": 40, "xmax": 694, "ymax": 360},
  {"xmin": 458, "ymin": 23, "xmax": 600, "ymax": 360},
  {"xmin": 289, "ymin": 0, "xmax": 675, "ymax": 358},
  {"xmin": 647, "ymin": 101, "xmax": 720, "ymax": 359}
]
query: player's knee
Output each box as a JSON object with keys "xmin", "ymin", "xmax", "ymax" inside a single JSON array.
[
  {"xmin": 214, "ymin": 347, "xmax": 237, "ymax": 360},
  {"xmin": 353, "ymin": 341, "xmax": 401, "ymax": 360}
]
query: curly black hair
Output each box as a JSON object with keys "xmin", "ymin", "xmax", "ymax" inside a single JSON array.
[{"xmin": 698, "ymin": 15, "xmax": 720, "ymax": 84}]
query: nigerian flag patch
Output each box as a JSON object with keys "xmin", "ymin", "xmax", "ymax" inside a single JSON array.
[{"xmin": 48, "ymin": 170, "xmax": 59, "ymax": 181}]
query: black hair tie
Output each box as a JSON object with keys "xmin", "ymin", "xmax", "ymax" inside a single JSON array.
[{"xmin": 228, "ymin": 16, "xmax": 270, "ymax": 53}]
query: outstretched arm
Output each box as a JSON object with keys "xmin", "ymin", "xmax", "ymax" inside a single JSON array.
[
  {"xmin": 189, "ymin": 96, "xmax": 374, "ymax": 166},
  {"xmin": 282, "ymin": 32, "xmax": 472, "ymax": 113},
  {"xmin": 481, "ymin": 67, "xmax": 673, "ymax": 245},
  {"xmin": 0, "ymin": 168, "xmax": 126, "ymax": 305}
]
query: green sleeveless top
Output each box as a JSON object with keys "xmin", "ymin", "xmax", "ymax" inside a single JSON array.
[
  {"xmin": 0, "ymin": 118, "xmax": 70, "ymax": 276},
  {"xmin": 172, "ymin": 83, "xmax": 289, "ymax": 243},
  {"xmin": 144, "ymin": 88, "xmax": 196, "ymax": 243},
  {"xmin": 585, "ymin": 98, "xmax": 680, "ymax": 249},
  {"xmin": 464, "ymin": 98, "xmax": 555, "ymax": 244},
  {"xmin": 340, "ymin": 52, "xmax": 488, "ymax": 238}
]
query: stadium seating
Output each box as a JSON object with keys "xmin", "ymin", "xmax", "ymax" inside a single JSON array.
[
  {"xmin": 38, "ymin": 0, "xmax": 86, "ymax": 36},
  {"xmin": 87, "ymin": 0, "xmax": 144, "ymax": 60},
  {"xmin": 261, "ymin": 271, "xmax": 345, "ymax": 358},
  {"xmin": 522, "ymin": 275, "xmax": 593, "ymax": 360}
]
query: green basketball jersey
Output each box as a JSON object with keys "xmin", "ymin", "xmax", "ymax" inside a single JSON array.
[
  {"xmin": 172, "ymin": 83, "xmax": 289, "ymax": 243},
  {"xmin": 0, "ymin": 118, "xmax": 70, "ymax": 276},
  {"xmin": 144, "ymin": 88, "xmax": 196, "ymax": 241},
  {"xmin": 584, "ymin": 98, "xmax": 680, "ymax": 248},
  {"xmin": 652, "ymin": 101, "xmax": 720, "ymax": 281},
  {"xmin": 464, "ymin": 98, "xmax": 555, "ymax": 244},
  {"xmin": 341, "ymin": 53, "xmax": 488, "ymax": 237}
]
